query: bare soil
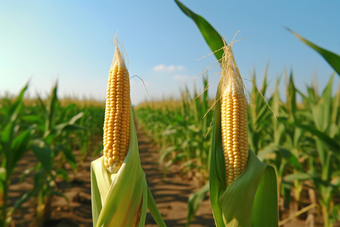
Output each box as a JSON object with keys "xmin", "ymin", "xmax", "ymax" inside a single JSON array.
[{"xmin": 7, "ymin": 124, "xmax": 330, "ymax": 227}]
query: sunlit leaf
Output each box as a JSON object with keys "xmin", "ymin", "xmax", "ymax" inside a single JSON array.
[
  {"xmin": 8, "ymin": 83, "xmax": 28, "ymax": 122},
  {"xmin": 186, "ymin": 182, "xmax": 209, "ymax": 226},
  {"xmin": 285, "ymin": 27, "xmax": 340, "ymax": 76},
  {"xmin": 91, "ymin": 105, "xmax": 166, "ymax": 227},
  {"xmin": 9, "ymin": 130, "xmax": 31, "ymax": 174},
  {"xmin": 175, "ymin": 0, "xmax": 225, "ymax": 62},
  {"xmin": 30, "ymin": 139, "xmax": 52, "ymax": 173},
  {"xmin": 61, "ymin": 147, "xmax": 77, "ymax": 173},
  {"xmin": 277, "ymin": 117, "xmax": 340, "ymax": 157}
]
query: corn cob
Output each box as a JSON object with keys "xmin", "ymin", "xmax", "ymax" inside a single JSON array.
[
  {"xmin": 103, "ymin": 43, "xmax": 130, "ymax": 173},
  {"xmin": 220, "ymin": 44, "xmax": 249, "ymax": 186},
  {"xmin": 91, "ymin": 39, "xmax": 167, "ymax": 227}
]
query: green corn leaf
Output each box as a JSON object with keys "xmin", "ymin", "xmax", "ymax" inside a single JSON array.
[
  {"xmin": 68, "ymin": 112, "xmax": 84, "ymax": 124},
  {"xmin": 159, "ymin": 146, "xmax": 176, "ymax": 165},
  {"xmin": 174, "ymin": 0, "xmax": 225, "ymax": 62},
  {"xmin": 285, "ymin": 27, "xmax": 340, "ymax": 76},
  {"xmin": 91, "ymin": 105, "xmax": 166, "ymax": 227},
  {"xmin": 46, "ymin": 82, "xmax": 59, "ymax": 133},
  {"xmin": 0, "ymin": 167, "xmax": 6, "ymax": 189},
  {"xmin": 186, "ymin": 182, "xmax": 209, "ymax": 227},
  {"xmin": 331, "ymin": 81, "xmax": 340, "ymax": 126},
  {"xmin": 54, "ymin": 112, "xmax": 85, "ymax": 136},
  {"xmin": 60, "ymin": 124, "xmax": 87, "ymax": 131},
  {"xmin": 255, "ymin": 104, "xmax": 271, "ymax": 128},
  {"xmin": 13, "ymin": 183, "xmax": 40, "ymax": 211},
  {"xmin": 51, "ymin": 190, "xmax": 69, "ymax": 202},
  {"xmin": 36, "ymin": 93, "xmax": 48, "ymax": 116},
  {"xmin": 13, "ymin": 169, "xmax": 45, "ymax": 211},
  {"xmin": 0, "ymin": 121, "xmax": 14, "ymax": 161},
  {"xmin": 287, "ymin": 73, "xmax": 297, "ymax": 121},
  {"xmin": 0, "ymin": 84, "xmax": 29, "ymax": 168},
  {"xmin": 311, "ymin": 74, "xmax": 334, "ymax": 132},
  {"xmin": 277, "ymin": 117, "xmax": 340, "ymax": 158},
  {"xmin": 61, "ymin": 147, "xmax": 77, "ymax": 173},
  {"xmin": 273, "ymin": 77, "xmax": 285, "ymax": 145},
  {"xmin": 58, "ymin": 104, "xmax": 76, "ymax": 122},
  {"xmin": 258, "ymin": 143, "xmax": 302, "ymax": 171},
  {"xmin": 21, "ymin": 115, "xmax": 44, "ymax": 125},
  {"xmin": 146, "ymin": 186, "xmax": 166, "ymax": 227},
  {"xmin": 55, "ymin": 169, "xmax": 69, "ymax": 182},
  {"xmin": 284, "ymin": 172, "xmax": 312, "ymax": 181},
  {"xmin": 8, "ymin": 83, "xmax": 28, "ymax": 122},
  {"xmin": 259, "ymin": 64, "xmax": 269, "ymax": 99},
  {"xmin": 30, "ymin": 139, "xmax": 52, "ymax": 173},
  {"xmin": 8, "ymin": 130, "xmax": 31, "ymax": 175}
]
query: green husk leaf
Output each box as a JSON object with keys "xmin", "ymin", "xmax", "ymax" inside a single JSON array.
[
  {"xmin": 210, "ymin": 84, "xmax": 278, "ymax": 227},
  {"xmin": 91, "ymin": 105, "xmax": 166, "ymax": 227},
  {"xmin": 91, "ymin": 105, "xmax": 146, "ymax": 227}
]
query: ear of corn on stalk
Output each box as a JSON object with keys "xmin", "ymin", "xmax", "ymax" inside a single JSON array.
[
  {"xmin": 91, "ymin": 40, "xmax": 166, "ymax": 227},
  {"xmin": 209, "ymin": 42, "xmax": 278, "ymax": 227},
  {"xmin": 220, "ymin": 47, "xmax": 249, "ymax": 187},
  {"xmin": 103, "ymin": 44, "xmax": 130, "ymax": 174}
]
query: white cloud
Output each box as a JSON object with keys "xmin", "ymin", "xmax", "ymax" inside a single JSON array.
[
  {"xmin": 153, "ymin": 64, "xmax": 184, "ymax": 72},
  {"xmin": 173, "ymin": 75, "xmax": 190, "ymax": 81},
  {"xmin": 153, "ymin": 64, "xmax": 165, "ymax": 71}
]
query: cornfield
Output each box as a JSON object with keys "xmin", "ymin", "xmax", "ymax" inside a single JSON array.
[{"xmin": 1, "ymin": 0, "xmax": 339, "ymax": 227}]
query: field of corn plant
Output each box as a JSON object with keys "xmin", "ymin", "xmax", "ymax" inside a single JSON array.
[
  {"xmin": 1, "ymin": 72, "xmax": 339, "ymax": 227},
  {"xmin": 135, "ymin": 1, "xmax": 340, "ymax": 226},
  {"xmin": 1, "ymin": 1, "xmax": 340, "ymax": 227},
  {"xmin": 0, "ymin": 83, "xmax": 105, "ymax": 227},
  {"xmin": 135, "ymin": 70, "xmax": 340, "ymax": 226}
]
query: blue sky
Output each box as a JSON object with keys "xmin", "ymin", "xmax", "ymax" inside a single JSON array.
[{"xmin": 1, "ymin": 0, "xmax": 339, "ymax": 105}]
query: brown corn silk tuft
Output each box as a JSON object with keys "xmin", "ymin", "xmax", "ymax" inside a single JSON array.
[
  {"xmin": 220, "ymin": 42, "xmax": 249, "ymax": 187},
  {"xmin": 103, "ymin": 40, "xmax": 131, "ymax": 173}
]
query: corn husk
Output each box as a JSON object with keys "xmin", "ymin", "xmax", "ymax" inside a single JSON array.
[
  {"xmin": 91, "ymin": 42, "xmax": 166, "ymax": 227},
  {"xmin": 209, "ymin": 43, "xmax": 278, "ymax": 227}
]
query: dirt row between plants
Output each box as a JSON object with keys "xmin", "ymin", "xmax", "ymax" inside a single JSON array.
[
  {"xmin": 8, "ymin": 124, "xmax": 215, "ymax": 227},
  {"xmin": 137, "ymin": 125, "xmax": 215, "ymax": 227}
]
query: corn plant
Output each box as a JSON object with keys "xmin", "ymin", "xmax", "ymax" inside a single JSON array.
[
  {"xmin": 13, "ymin": 82, "xmax": 85, "ymax": 227},
  {"xmin": 175, "ymin": 1, "xmax": 279, "ymax": 226},
  {"xmin": 0, "ymin": 84, "xmax": 31, "ymax": 227},
  {"xmin": 91, "ymin": 40, "xmax": 166, "ymax": 227},
  {"xmin": 257, "ymin": 74, "xmax": 306, "ymax": 218},
  {"xmin": 75, "ymin": 105, "xmax": 104, "ymax": 165},
  {"xmin": 135, "ymin": 75, "xmax": 212, "ymax": 180},
  {"xmin": 282, "ymin": 75, "xmax": 340, "ymax": 227}
]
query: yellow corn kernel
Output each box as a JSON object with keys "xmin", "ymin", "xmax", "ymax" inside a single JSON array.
[
  {"xmin": 103, "ymin": 44, "xmax": 130, "ymax": 173},
  {"xmin": 220, "ymin": 44, "xmax": 249, "ymax": 187}
]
